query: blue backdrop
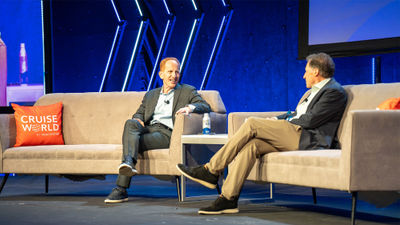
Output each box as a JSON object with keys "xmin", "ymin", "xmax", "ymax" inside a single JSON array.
[{"xmin": 48, "ymin": 0, "xmax": 400, "ymax": 113}]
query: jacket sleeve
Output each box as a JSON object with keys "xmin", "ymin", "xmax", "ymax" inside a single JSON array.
[
  {"xmin": 290, "ymin": 88, "xmax": 347, "ymax": 129},
  {"xmin": 187, "ymin": 87, "xmax": 211, "ymax": 114}
]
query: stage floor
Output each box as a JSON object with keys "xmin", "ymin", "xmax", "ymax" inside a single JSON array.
[{"xmin": 0, "ymin": 175, "xmax": 398, "ymax": 225}]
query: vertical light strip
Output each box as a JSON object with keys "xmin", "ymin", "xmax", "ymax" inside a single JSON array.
[
  {"xmin": 99, "ymin": 0, "xmax": 122, "ymax": 92},
  {"xmin": 191, "ymin": 0, "xmax": 198, "ymax": 11},
  {"xmin": 372, "ymin": 57, "xmax": 375, "ymax": 84},
  {"xmin": 148, "ymin": 20, "xmax": 171, "ymax": 91},
  {"xmin": 201, "ymin": 16, "xmax": 226, "ymax": 89},
  {"xmin": 110, "ymin": 0, "xmax": 121, "ymax": 22},
  {"xmin": 122, "ymin": 21, "xmax": 144, "ymax": 91},
  {"xmin": 99, "ymin": 26, "xmax": 120, "ymax": 92},
  {"xmin": 135, "ymin": 0, "xmax": 143, "ymax": 17},
  {"xmin": 162, "ymin": 0, "xmax": 171, "ymax": 15},
  {"xmin": 40, "ymin": 0, "xmax": 46, "ymax": 95},
  {"xmin": 181, "ymin": 19, "xmax": 198, "ymax": 71},
  {"xmin": 221, "ymin": 0, "xmax": 227, "ymax": 7}
]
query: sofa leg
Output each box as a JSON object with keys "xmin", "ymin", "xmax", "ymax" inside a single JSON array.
[
  {"xmin": 45, "ymin": 175, "xmax": 49, "ymax": 193},
  {"xmin": 351, "ymin": 192, "xmax": 358, "ymax": 225},
  {"xmin": 0, "ymin": 174, "xmax": 10, "ymax": 194},
  {"xmin": 175, "ymin": 176, "xmax": 182, "ymax": 202},
  {"xmin": 312, "ymin": 188, "xmax": 317, "ymax": 204}
]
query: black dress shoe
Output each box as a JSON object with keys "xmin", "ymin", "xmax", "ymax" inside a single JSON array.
[
  {"xmin": 198, "ymin": 195, "xmax": 239, "ymax": 215},
  {"xmin": 119, "ymin": 156, "xmax": 138, "ymax": 177},
  {"xmin": 104, "ymin": 187, "xmax": 128, "ymax": 203},
  {"xmin": 176, "ymin": 164, "xmax": 218, "ymax": 189}
]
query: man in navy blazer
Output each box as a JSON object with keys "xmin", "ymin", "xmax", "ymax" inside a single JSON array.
[
  {"xmin": 105, "ymin": 57, "xmax": 211, "ymax": 203},
  {"xmin": 277, "ymin": 73, "xmax": 346, "ymax": 150},
  {"xmin": 177, "ymin": 53, "xmax": 347, "ymax": 214}
]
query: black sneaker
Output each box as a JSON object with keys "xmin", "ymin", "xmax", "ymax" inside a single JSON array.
[
  {"xmin": 176, "ymin": 164, "xmax": 218, "ymax": 189},
  {"xmin": 198, "ymin": 195, "xmax": 239, "ymax": 215},
  {"xmin": 118, "ymin": 157, "xmax": 138, "ymax": 177},
  {"xmin": 104, "ymin": 187, "xmax": 128, "ymax": 203}
]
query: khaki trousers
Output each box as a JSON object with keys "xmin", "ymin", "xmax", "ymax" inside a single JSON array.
[{"xmin": 205, "ymin": 117, "xmax": 302, "ymax": 199}]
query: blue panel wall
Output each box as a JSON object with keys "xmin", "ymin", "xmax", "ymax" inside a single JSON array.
[
  {"xmin": 0, "ymin": 0, "xmax": 43, "ymax": 85},
  {"xmin": 50, "ymin": 0, "xmax": 400, "ymax": 113},
  {"xmin": 51, "ymin": 0, "xmax": 118, "ymax": 92}
]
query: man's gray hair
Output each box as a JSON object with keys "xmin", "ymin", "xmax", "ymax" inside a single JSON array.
[{"xmin": 306, "ymin": 53, "xmax": 335, "ymax": 78}]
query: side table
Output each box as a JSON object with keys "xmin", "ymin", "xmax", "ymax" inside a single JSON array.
[
  {"xmin": 179, "ymin": 134, "xmax": 274, "ymax": 202},
  {"xmin": 179, "ymin": 134, "xmax": 228, "ymax": 201}
]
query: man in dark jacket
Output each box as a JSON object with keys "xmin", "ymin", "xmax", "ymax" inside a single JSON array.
[
  {"xmin": 177, "ymin": 53, "xmax": 347, "ymax": 214},
  {"xmin": 105, "ymin": 57, "xmax": 211, "ymax": 203}
]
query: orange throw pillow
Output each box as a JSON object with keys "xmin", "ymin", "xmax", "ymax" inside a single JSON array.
[
  {"xmin": 12, "ymin": 102, "xmax": 64, "ymax": 147},
  {"xmin": 377, "ymin": 97, "xmax": 400, "ymax": 110}
]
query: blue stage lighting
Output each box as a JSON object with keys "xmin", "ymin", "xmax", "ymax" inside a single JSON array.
[
  {"xmin": 148, "ymin": 20, "xmax": 172, "ymax": 91},
  {"xmin": 191, "ymin": 0, "xmax": 198, "ymax": 11},
  {"xmin": 99, "ymin": 0, "xmax": 123, "ymax": 92},
  {"xmin": 163, "ymin": 0, "xmax": 171, "ymax": 15},
  {"xmin": 99, "ymin": 26, "xmax": 120, "ymax": 92},
  {"xmin": 372, "ymin": 57, "xmax": 375, "ymax": 84},
  {"xmin": 110, "ymin": 0, "xmax": 121, "ymax": 22},
  {"xmin": 122, "ymin": 21, "xmax": 144, "ymax": 91},
  {"xmin": 135, "ymin": 0, "xmax": 143, "ymax": 17},
  {"xmin": 181, "ymin": 19, "xmax": 198, "ymax": 72},
  {"xmin": 221, "ymin": 0, "xmax": 227, "ymax": 7},
  {"xmin": 201, "ymin": 16, "xmax": 226, "ymax": 90}
]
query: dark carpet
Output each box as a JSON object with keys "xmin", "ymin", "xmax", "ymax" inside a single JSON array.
[{"xmin": 0, "ymin": 174, "xmax": 398, "ymax": 225}]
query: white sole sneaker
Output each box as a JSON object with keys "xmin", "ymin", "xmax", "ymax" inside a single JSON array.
[
  {"xmin": 118, "ymin": 163, "xmax": 138, "ymax": 177},
  {"xmin": 198, "ymin": 208, "xmax": 239, "ymax": 215},
  {"xmin": 104, "ymin": 197, "xmax": 129, "ymax": 204}
]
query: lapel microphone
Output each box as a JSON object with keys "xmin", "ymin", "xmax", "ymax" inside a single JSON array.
[{"xmin": 164, "ymin": 100, "xmax": 170, "ymax": 104}]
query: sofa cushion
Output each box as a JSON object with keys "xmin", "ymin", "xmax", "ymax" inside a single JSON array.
[
  {"xmin": 3, "ymin": 144, "xmax": 122, "ymax": 160},
  {"xmin": 34, "ymin": 92, "xmax": 145, "ymax": 145},
  {"xmin": 264, "ymin": 150, "xmax": 341, "ymax": 168},
  {"xmin": 3, "ymin": 144, "xmax": 169, "ymax": 161}
]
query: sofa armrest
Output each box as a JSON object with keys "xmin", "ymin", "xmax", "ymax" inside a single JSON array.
[
  {"xmin": 0, "ymin": 114, "xmax": 17, "ymax": 172},
  {"xmin": 169, "ymin": 112, "xmax": 227, "ymax": 168},
  {"xmin": 228, "ymin": 112, "xmax": 286, "ymax": 137},
  {"xmin": 341, "ymin": 110, "xmax": 400, "ymax": 191}
]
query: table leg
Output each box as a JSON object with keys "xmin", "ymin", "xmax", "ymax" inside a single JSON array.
[
  {"xmin": 269, "ymin": 183, "xmax": 274, "ymax": 200},
  {"xmin": 180, "ymin": 175, "xmax": 186, "ymax": 202},
  {"xmin": 180, "ymin": 143, "xmax": 187, "ymax": 201}
]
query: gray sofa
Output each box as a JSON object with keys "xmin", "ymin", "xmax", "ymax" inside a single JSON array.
[
  {"xmin": 228, "ymin": 82, "xmax": 400, "ymax": 224},
  {"xmin": 0, "ymin": 90, "xmax": 227, "ymax": 201}
]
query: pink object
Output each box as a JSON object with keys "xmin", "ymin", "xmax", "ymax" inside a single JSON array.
[
  {"xmin": 0, "ymin": 33, "xmax": 7, "ymax": 106},
  {"xmin": 19, "ymin": 43, "xmax": 28, "ymax": 84}
]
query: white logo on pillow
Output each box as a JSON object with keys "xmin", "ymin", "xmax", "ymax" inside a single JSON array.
[{"xmin": 20, "ymin": 115, "xmax": 60, "ymax": 132}]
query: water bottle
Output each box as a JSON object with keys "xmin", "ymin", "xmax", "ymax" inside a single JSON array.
[
  {"xmin": 202, "ymin": 113, "xmax": 211, "ymax": 134},
  {"xmin": 19, "ymin": 43, "xmax": 28, "ymax": 84}
]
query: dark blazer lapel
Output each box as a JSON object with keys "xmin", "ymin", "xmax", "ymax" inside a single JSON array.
[{"xmin": 306, "ymin": 78, "xmax": 336, "ymax": 112}]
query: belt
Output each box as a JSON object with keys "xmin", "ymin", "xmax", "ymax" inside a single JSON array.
[{"xmin": 152, "ymin": 123, "xmax": 173, "ymax": 132}]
